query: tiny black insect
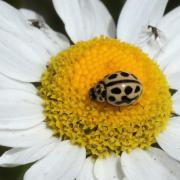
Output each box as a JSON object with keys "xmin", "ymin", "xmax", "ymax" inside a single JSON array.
[
  {"xmin": 147, "ymin": 25, "xmax": 160, "ymax": 40},
  {"xmin": 29, "ymin": 19, "xmax": 41, "ymax": 29}
]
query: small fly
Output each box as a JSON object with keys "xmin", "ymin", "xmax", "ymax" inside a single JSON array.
[
  {"xmin": 147, "ymin": 25, "xmax": 161, "ymax": 40},
  {"xmin": 28, "ymin": 19, "xmax": 41, "ymax": 29},
  {"xmin": 138, "ymin": 24, "xmax": 167, "ymax": 54}
]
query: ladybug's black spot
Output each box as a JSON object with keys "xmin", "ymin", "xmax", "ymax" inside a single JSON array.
[
  {"xmin": 115, "ymin": 101, "xmax": 123, "ymax": 105},
  {"xmin": 101, "ymin": 90, "xmax": 106, "ymax": 98},
  {"xmin": 97, "ymin": 89, "xmax": 101, "ymax": 94},
  {"xmin": 108, "ymin": 96, "xmax": 116, "ymax": 102},
  {"xmin": 122, "ymin": 96, "xmax": 131, "ymax": 104},
  {"xmin": 125, "ymin": 86, "xmax": 133, "ymax": 95},
  {"xmin": 121, "ymin": 72, "xmax": 129, "ymax": 77},
  {"xmin": 135, "ymin": 86, "xmax": 140, "ymax": 93},
  {"xmin": 108, "ymin": 74, "xmax": 117, "ymax": 79},
  {"xmin": 111, "ymin": 88, "xmax": 121, "ymax": 94},
  {"xmin": 99, "ymin": 97, "xmax": 103, "ymax": 101},
  {"xmin": 96, "ymin": 84, "xmax": 100, "ymax": 89}
]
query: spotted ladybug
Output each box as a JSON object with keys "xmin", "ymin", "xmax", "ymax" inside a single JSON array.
[{"xmin": 89, "ymin": 71, "xmax": 142, "ymax": 106}]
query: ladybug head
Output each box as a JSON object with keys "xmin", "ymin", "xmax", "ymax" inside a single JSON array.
[
  {"xmin": 89, "ymin": 81, "xmax": 106, "ymax": 102},
  {"xmin": 89, "ymin": 88, "xmax": 97, "ymax": 100}
]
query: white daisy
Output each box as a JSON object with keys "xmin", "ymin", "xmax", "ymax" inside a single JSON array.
[{"xmin": 0, "ymin": 0, "xmax": 180, "ymax": 180}]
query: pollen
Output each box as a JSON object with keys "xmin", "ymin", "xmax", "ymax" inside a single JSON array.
[{"xmin": 39, "ymin": 37, "xmax": 172, "ymax": 158}]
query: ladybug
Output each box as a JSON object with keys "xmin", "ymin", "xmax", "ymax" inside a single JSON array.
[{"xmin": 89, "ymin": 71, "xmax": 142, "ymax": 106}]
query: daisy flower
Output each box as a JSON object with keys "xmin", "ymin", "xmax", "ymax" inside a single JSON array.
[{"xmin": 0, "ymin": 0, "xmax": 180, "ymax": 179}]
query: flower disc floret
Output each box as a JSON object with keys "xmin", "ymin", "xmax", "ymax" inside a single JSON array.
[{"xmin": 39, "ymin": 37, "xmax": 172, "ymax": 158}]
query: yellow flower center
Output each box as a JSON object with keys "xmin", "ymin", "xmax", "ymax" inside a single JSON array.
[{"xmin": 39, "ymin": 37, "xmax": 172, "ymax": 158}]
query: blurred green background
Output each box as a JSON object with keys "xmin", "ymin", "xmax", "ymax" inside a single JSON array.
[{"xmin": 0, "ymin": 0, "xmax": 180, "ymax": 179}]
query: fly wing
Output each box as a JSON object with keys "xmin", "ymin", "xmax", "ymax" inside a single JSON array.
[{"xmin": 156, "ymin": 28, "xmax": 167, "ymax": 47}]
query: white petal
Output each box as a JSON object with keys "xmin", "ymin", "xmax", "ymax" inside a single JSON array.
[
  {"xmin": 76, "ymin": 157, "xmax": 96, "ymax": 180},
  {"xmin": 0, "ymin": 123, "xmax": 53, "ymax": 147},
  {"xmin": 0, "ymin": 89, "xmax": 44, "ymax": 129},
  {"xmin": 121, "ymin": 148, "xmax": 177, "ymax": 180},
  {"xmin": 0, "ymin": 0, "xmax": 26, "ymax": 32},
  {"xmin": 0, "ymin": 1, "xmax": 58, "ymax": 57},
  {"xmin": 0, "ymin": 89, "xmax": 42, "ymax": 104},
  {"xmin": 0, "ymin": 1, "xmax": 67, "ymax": 82},
  {"xmin": 147, "ymin": 148, "xmax": 180, "ymax": 179},
  {"xmin": 52, "ymin": 0, "xmax": 115, "ymax": 42},
  {"xmin": 140, "ymin": 44, "xmax": 159, "ymax": 59},
  {"xmin": 159, "ymin": 6, "xmax": 180, "ymax": 40},
  {"xmin": 162, "ymin": 43, "xmax": 180, "ymax": 77},
  {"xmin": 172, "ymin": 91, "xmax": 180, "ymax": 115},
  {"xmin": 24, "ymin": 141, "xmax": 86, "ymax": 180},
  {"xmin": 94, "ymin": 155, "xmax": 124, "ymax": 180},
  {"xmin": 117, "ymin": 0, "xmax": 168, "ymax": 43},
  {"xmin": 167, "ymin": 73, "xmax": 180, "ymax": 92},
  {"xmin": 19, "ymin": 8, "xmax": 70, "ymax": 52},
  {"xmin": 0, "ymin": 73, "xmax": 36, "ymax": 93},
  {"xmin": 0, "ymin": 30, "xmax": 46, "ymax": 82},
  {"xmin": 157, "ymin": 117, "xmax": 180, "ymax": 161},
  {"xmin": 164, "ymin": 58, "xmax": 180, "ymax": 78},
  {"xmin": 0, "ymin": 138, "xmax": 57, "ymax": 167},
  {"xmin": 156, "ymin": 34, "xmax": 180, "ymax": 72}
]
